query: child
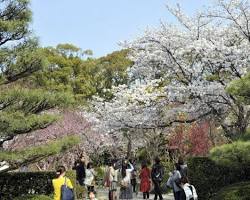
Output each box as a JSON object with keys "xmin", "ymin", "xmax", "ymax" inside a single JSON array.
[{"xmin": 88, "ymin": 191, "xmax": 98, "ymax": 200}]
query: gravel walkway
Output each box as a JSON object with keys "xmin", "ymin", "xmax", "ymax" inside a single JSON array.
[{"xmin": 95, "ymin": 188, "xmax": 174, "ymax": 200}]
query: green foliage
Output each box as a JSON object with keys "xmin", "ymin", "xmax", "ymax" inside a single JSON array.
[
  {"xmin": 212, "ymin": 182, "xmax": 250, "ymax": 200},
  {"xmin": 188, "ymin": 157, "xmax": 250, "ymax": 200},
  {"xmin": 66, "ymin": 170, "xmax": 85, "ymax": 199},
  {"xmin": 227, "ymin": 72, "xmax": 250, "ymax": 105},
  {"xmin": 0, "ymin": 0, "xmax": 77, "ymax": 171},
  {"xmin": 0, "ymin": 111, "xmax": 58, "ymax": 139},
  {"xmin": 56, "ymin": 43, "xmax": 81, "ymax": 56},
  {"xmin": 95, "ymin": 166, "xmax": 105, "ymax": 185},
  {"xmin": 0, "ymin": 40, "xmax": 46, "ymax": 84},
  {"xmin": 89, "ymin": 149, "xmax": 114, "ymax": 166},
  {"xmin": 210, "ymin": 141, "xmax": 250, "ymax": 168},
  {"xmin": 0, "ymin": 0, "xmax": 31, "ymax": 47},
  {"xmin": 206, "ymin": 74, "xmax": 221, "ymax": 82},
  {"xmin": 0, "ymin": 86, "xmax": 74, "ymax": 139},
  {"xmin": 0, "ymin": 87, "xmax": 74, "ymax": 113},
  {"xmin": 31, "ymin": 48, "xmax": 132, "ymax": 102},
  {"xmin": 0, "ymin": 0, "xmax": 42, "ymax": 84},
  {"xmin": 160, "ymin": 159, "xmax": 174, "ymax": 194},
  {"xmin": 137, "ymin": 148, "xmax": 149, "ymax": 163},
  {"xmin": 240, "ymin": 128, "xmax": 250, "ymax": 141},
  {"xmin": 14, "ymin": 195, "xmax": 53, "ymax": 200},
  {"xmin": 0, "ymin": 172, "xmax": 55, "ymax": 200},
  {"xmin": 0, "ymin": 170, "xmax": 83, "ymax": 200},
  {"xmin": 0, "ymin": 135, "xmax": 80, "ymax": 169}
]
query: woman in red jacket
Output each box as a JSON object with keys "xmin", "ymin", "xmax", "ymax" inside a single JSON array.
[{"xmin": 139, "ymin": 161, "xmax": 151, "ymax": 199}]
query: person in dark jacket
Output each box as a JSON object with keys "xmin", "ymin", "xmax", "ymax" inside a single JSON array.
[
  {"xmin": 151, "ymin": 157, "xmax": 164, "ymax": 200},
  {"xmin": 73, "ymin": 156, "xmax": 86, "ymax": 186},
  {"xmin": 178, "ymin": 157, "xmax": 188, "ymax": 178}
]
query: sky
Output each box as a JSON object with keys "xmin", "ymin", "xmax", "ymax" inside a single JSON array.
[{"xmin": 31, "ymin": 0, "xmax": 210, "ymax": 58}]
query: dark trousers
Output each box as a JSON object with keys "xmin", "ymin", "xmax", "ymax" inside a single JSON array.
[
  {"xmin": 109, "ymin": 190, "xmax": 113, "ymax": 200},
  {"xmin": 174, "ymin": 191, "xmax": 181, "ymax": 200},
  {"xmin": 77, "ymin": 178, "xmax": 84, "ymax": 186},
  {"xmin": 153, "ymin": 181, "xmax": 163, "ymax": 200},
  {"xmin": 143, "ymin": 192, "xmax": 150, "ymax": 199},
  {"xmin": 131, "ymin": 178, "xmax": 136, "ymax": 192}
]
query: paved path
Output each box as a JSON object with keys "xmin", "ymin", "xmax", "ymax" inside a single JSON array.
[{"xmin": 96, "ymin": 188, "xmax": 174, "ymax": 200}]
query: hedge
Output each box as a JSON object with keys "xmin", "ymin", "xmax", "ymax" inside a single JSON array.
[
  {"xmin": 14, "ymin": 195, "xmax": 53, "ymax": 200},
  {"xmin": 212, "ymin": 182, "xmax": 250, "ymax": 200},
  {"xmin": 188, "ymin": 157, "xmax": 250, "ymax": 200},
  {"xmin": 0, "ymin": 170, "xmax": 85, "ymax": 200},
  {"xmin": 0, "ymin": 172, "xmax": 55, "ymax": 200}
]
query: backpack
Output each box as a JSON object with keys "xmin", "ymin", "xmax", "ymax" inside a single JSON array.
[
  {"xmin": 188, "ymin": 186, "xmax": 194, "ymax": 200},
  {"xmin": 180, "ymin": 185, "xmax": 197, "ymax": 200},
  {"xmin": 61, "ymin": 177, "xmax": 74, "ymax": 200},
  {"xmin": 152, "ymin": 165, "xmax": 163, "ymax": 182}
]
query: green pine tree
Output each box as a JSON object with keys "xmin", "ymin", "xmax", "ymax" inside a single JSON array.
[
  {"xmin": 227, "ymin": 72, "xmax": 250, "ymax": 105},
  {"xmin": 0, "ymin": 0, "xmax": 78, "ymax": 172}
]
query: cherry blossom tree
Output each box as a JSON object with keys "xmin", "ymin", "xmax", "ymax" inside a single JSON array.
[
  {"xmin": 91, "ymin": 0, "xmax": 250, "ymax": 159},
  {"xmin": 120, "ymin": 0, "xmax": 250, "ymax": 139},
  {"xmin": 91, "ymin": 81, "xmax": 169, "ymax": 157},
  {"xmin": 3, "ymin": 110, "xmax": 115, "ymax": 170}
]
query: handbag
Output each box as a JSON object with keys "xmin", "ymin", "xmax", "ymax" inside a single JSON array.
[{"xmin": 61, "ymin": 177, "xmax": 74, "ymax": 200}]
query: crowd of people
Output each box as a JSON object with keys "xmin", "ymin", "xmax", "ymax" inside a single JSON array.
[{"xmin": 52, "ymin": 156, "xmax": 198, "ymax": 200}]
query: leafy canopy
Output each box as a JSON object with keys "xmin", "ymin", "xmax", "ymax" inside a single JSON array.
[{"xmin": 0, "ymin": 0, "xmax": 77, "ymax": 170}]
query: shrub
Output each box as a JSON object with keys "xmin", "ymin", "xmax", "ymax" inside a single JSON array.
[
  {"xmin": 212, "ymin": 182, "xmax": 250, "ymax": 200},
  {"xmin": 137, "ymin": 148, "xmax": 149, "ymax": 163},
  {"xmin": 95, "ymin": 166, "xmax": 105, "ymax": 186},
  {"xmin": 66, "ymin": 170, "xmax": 85, "ymax": 199},
  {"xmin": 161, "ymin": 159, "xmax": 174, "ymax": 182},
  {"xmin": 14, "ymin": 195, "xmax": 53, "ymax": 200},
  {"xmin": 157, "ymin": 159, "xmax": 174, "ymax": 194},
  {"xmin": 0, "ymin": 171, "xmax": 84, "ymax": 200},
  {"xmin": 0, "ymin": 172, "xmax": 55, "ymax": 200},
  {"xmin": 210, "ymin": 141, "xmax": 250, "ymax": 167},
  {"xmin": 240, "ymin": 128, "xmax": 250, "ymax": 141},
  {"xmin": 188, "ymin": 157, "xmax": 250, "ymax": 200}
]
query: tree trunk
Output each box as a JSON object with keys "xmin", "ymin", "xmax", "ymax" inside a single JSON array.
[{"xmin": 126, "ymin": 136, "xmax": 132, "ymax": 159}]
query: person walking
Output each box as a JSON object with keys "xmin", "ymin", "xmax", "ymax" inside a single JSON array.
[
  {"xmin": 139, "ymin": 161, "xmax": 151, "ymax": 199},
  {"xmin": 129, "ymin": 159, "xmax": 137, "ymax": 194},
  {"xmin": 178, "ymin": 157, "xmax": 188, "ymax": 178},
  {"xmin": 151, "ymin": 157, "xmax": 164, "ymax": 200},
  {"xmin": 84, "ymin": 162, "xmax": 96, "ymax": 193},
  {"xmin": 52, "ymin": 165, "xmax": 74, "ymax": 200},
  {"xmin": 168, "ymin": 163, "xmax": 182, "ymax": 200},
  {"xmin": 119, "ymin": 160, "xmax": 134, "ymax": 200},
  {"xmin": 108, "ymin": 161, "xmax": 118, "ymax": 200},
  {"xmin": 73, "ymin": 156, "xmax": 86, "ymax": 186}
]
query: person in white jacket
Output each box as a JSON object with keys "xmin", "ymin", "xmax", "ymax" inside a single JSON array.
[
  {"xmin": 180, "ymin": 177, "xmax": 198, "ymax": 200},
  {"xmin": 84, "ymin": 162, "xmax": 96, "ymax": 193}
]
